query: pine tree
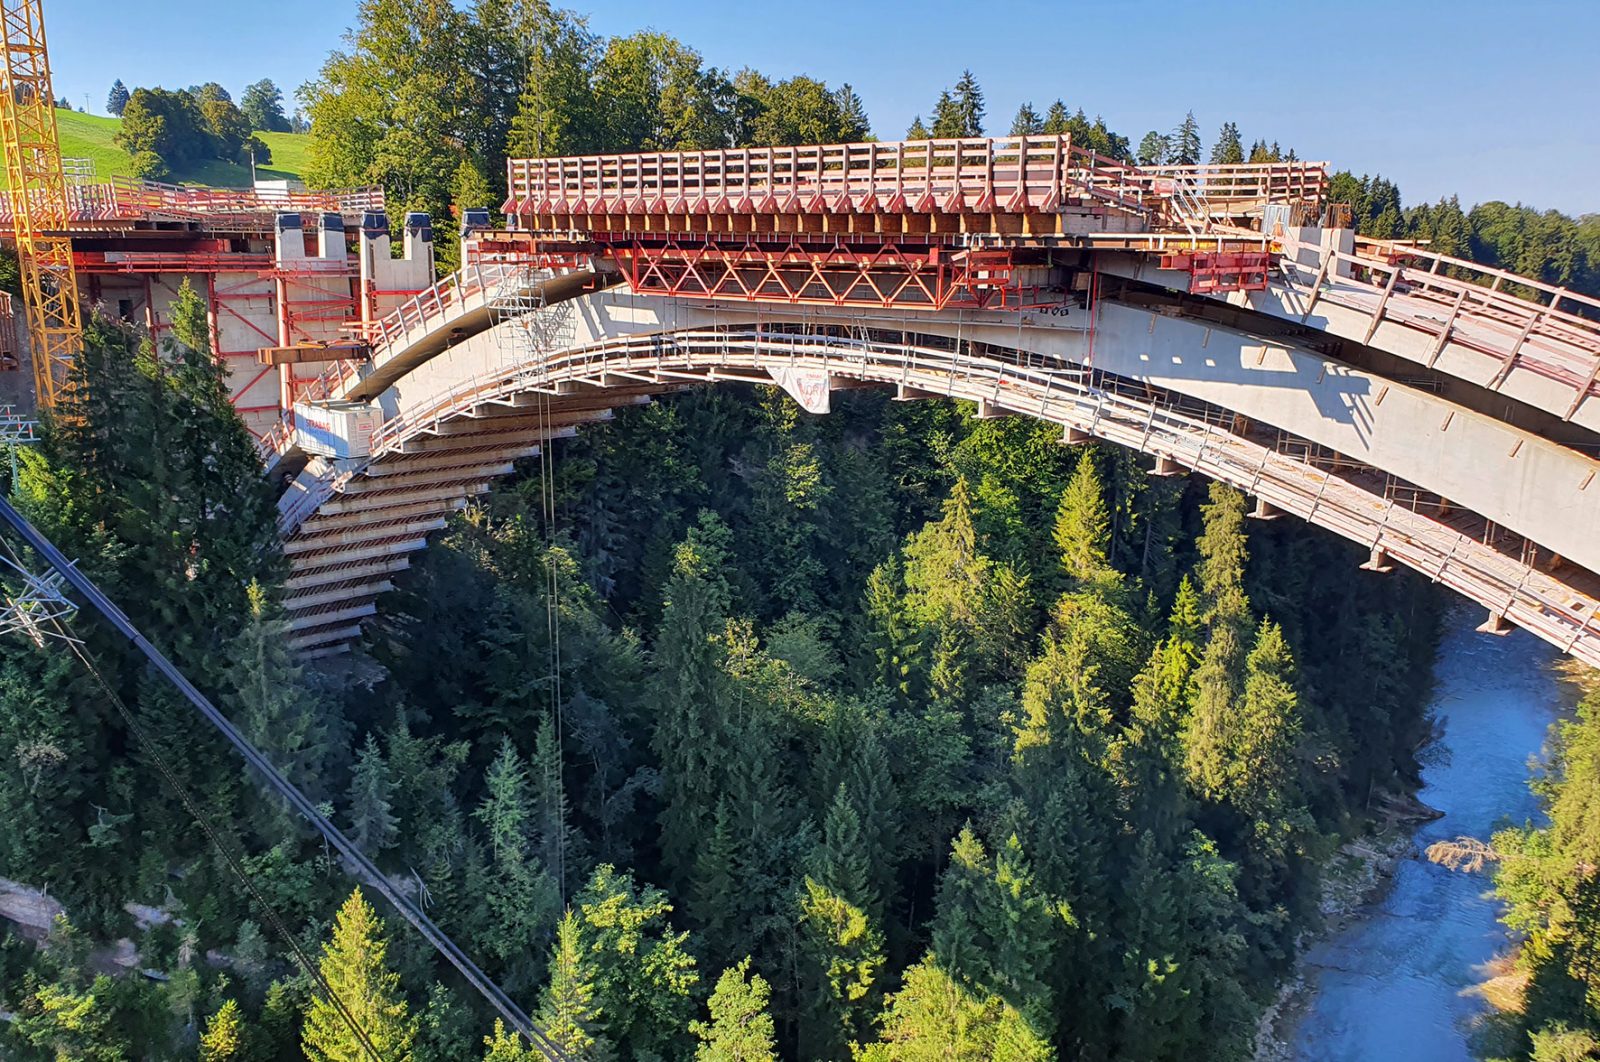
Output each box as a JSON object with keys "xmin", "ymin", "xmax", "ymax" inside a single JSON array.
[
  {"xmin": 930, "ymin": 829, "xmax": 1069, "ymax": 1040},
  {"xmin": 1042, "ymin": 100, "xmax": 1070, "ymax": 136},
  {"xmin": 1052, "ymin": 451, "xmax": 1116, "ymax": 591},
  {"xmin": 199, "ymin": 998, "xmax": 246, "ymax": 1060},
  {"xmin": 1010, "ymin": 103, "xmax": 1044, "ymax": 136},
  {"xmin": 1209, "ymin": 121, "xmax": 1244, "ymax": 165},
  {"xmin": 302, "ymin": 889, "xmax": 418, "ymax": 1062},
  {"xmin": 834, "ymin": 83, "xmax": 871, "ymax": 140},
  {"xmin": 906, "ymin": 115, "xmax": 930, "ymax": 140},
  {"xmin": 474, "ymin": 737, "xmax": 560, "ymax": 982},
  {"xmin": 691, "ymin": 959, "xmax": 779, "ymax": 1062},
  {"xmin": 1169, "ymin": 111, "xmax": 1202, "ymax": 165},
  {"xmin": 931, "ymin": 71, "xmax": 984, "ymax": 138},
  {"xmin": 107, "ymin": 79, "xmax": 130, "ymax": 117},
  {"xmin": 798, "ymin": 870, "xmax": 884, "ymax": 1058},
  {"xmin": 536, "ymin": 910, "xmax": 609, "ymax": 1057},
  {"xmin": 653, "ymin": 514, "xmax": 734, "ymax": 882},
  {"xmin": 859, "ymin": 956, "xmax": 1054, "ymax": 1061},
  {"xmin": 348, "ymin": 733, "xmax": 399, "ymax": 855}
]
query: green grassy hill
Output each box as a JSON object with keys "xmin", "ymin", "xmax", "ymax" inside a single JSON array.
[{"xmin": 13, "ymin": 108, "xmax": 312, "ymax": 189}]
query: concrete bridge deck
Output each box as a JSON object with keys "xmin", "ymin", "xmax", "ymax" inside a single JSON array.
[{"xmin": 248, "ymin": 136, "xmax": 1600, "ymax": 662}]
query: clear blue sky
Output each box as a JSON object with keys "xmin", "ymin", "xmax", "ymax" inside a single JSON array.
[{"xmin": 48, "ymin": 0, "xmax": 1600, "ymax": 214}]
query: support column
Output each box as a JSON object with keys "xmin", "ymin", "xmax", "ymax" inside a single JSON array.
[
  {"xmin": 1359, "ymin": 545, "xmax": 1395, "ymax": 573},
  {"xmin": 1476, "ymin": 610, "xmax": 1514, "ymax": 637},
  {"xmin": 1149, "ymin": 454, "xmax": 1184, "ymax": 477}
]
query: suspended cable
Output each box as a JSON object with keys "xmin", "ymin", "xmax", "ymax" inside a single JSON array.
[
  {"xmin": 532, "ymin": 320, "xmax": 568, "ymax": 908},
  {"xmin": 0, "ymin": 494, "xmax": 570, "ymax": 1062}
]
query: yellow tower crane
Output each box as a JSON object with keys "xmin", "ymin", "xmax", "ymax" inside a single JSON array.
[{"xmin": 0, "ymin": 0, "xmax": 80, "ymax": 408}]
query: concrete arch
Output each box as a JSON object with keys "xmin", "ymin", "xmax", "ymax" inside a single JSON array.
[{"xmin": 279, "ymin": 295, "xmax": 1600, "ymax": 665}]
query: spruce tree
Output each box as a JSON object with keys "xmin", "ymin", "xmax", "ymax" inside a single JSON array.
[
  {"xmin": 1052, "ymin": 451, "xmax": 1116, "ymax": 591},
  {"xmin": 930, "ymin": 829, "xmax": 1068, "ymax": 1040},
  {"xmin": 930, "ymin": 71, "xmax": 984, "ymax": 138},
  {"xmin": 1010, "ymin": 103, "xmax": 1044, "ymax": 136},
  {"xmin": 348, "ymin": 733, "xmax": 399, "ymax": 855},
  {"xmin": 834, "ymin": 83, "xmax": 871, "ymax": 140},
  {"xmin": 860, "ymin": 956, "xmax": 1054, "ymax": 1061},
  {"xmin": 1184, "ymin": 484, "xmax": 1253, "ymax": 799},
  {"xmin": 474, "ymin": 737, "xmax": 559, "ymax": 984},
  {"xmin": 1042, "ymin": 100, "xmax": 1069, "ymax": 136},
  {"xmin": 1230, "ymin": 620, "xmax": 1305, "ymax": 822},
  {"xmin": 536, "ymin": 910, "xmax": 609, "ymax": 1057},
  {"xmin": 230, "ymin": 580, "xmax": 339, "ymax": 835},
  {"xmin": 796, "ymin": 786, "xmax": 887, "ymax": 1055},
  {"xmin": 107, "ymin": 79, "xmax": 130, "ymax": 116},
  {"xmin": 302, "ymin": 889, "xmax": 418, "ymax": 1062},
  {"xmin": 199, "ymin": 998, "xmax": 246, "ymax": 1060},
  {"xmin": 653, "ymin": 513, "xmax": 734, "ymax": 882},
  {"xmin": 1169, "ymin": 111, "xmax": 1202, "ymax": 165},
  {"xmin": 1209, "ymin": 121, "xmax": 1244, "ymax": 165},
  {"xmin": 691, "ymin": 959, "xmax": 780, "ymax": 1062},
  {"xmin": 483, "ymin": 1020, "xmax": 539, "ymax": 1061}
]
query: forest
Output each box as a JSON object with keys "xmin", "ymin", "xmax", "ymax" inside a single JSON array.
[
  {"xmin": 0, "ymin": 291, "xmax": 1447, "ymax": 1060},
  {"xmin": 0, "ymin": 0, "xmax": 1596, "ymax": 1060}
]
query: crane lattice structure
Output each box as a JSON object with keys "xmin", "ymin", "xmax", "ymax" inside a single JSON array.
[{"xmin": 0, "ymin": 0, "xmax": 80, "ymax": 407}]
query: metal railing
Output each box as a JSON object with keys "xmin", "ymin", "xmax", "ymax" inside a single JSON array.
[
  {"xmin": 1277, "ymin": 233, "xmax": 1600, "ymax": 419},
  {"xmin": 345, "ymin": 325, "xmax": 1600, "ymax": 669},
  {"xmin": 505, "ymin": 136, "xmax": 1327, "ymax": 221},
  {"xmin": 0, "ymin": 175, "xmax": 386, "ymax": 226}
]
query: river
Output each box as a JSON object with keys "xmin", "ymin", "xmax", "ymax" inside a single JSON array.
[{"xmin": 1290, "ymin": 607, "xmax": 1568, "ymax": 1061}]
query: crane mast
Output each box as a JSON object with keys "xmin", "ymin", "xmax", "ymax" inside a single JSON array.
[{"xmin": 0, "ymin": 0, "xmax": 80, "ymax": 408}]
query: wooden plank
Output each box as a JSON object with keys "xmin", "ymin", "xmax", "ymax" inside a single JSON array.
[{"xmin": 258, "ymin": 342, "xmax": 371, "ymax": 366}]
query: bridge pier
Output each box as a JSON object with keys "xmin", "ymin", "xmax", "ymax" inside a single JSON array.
[
  {"xmin": 1476, "ymin": 610, "xmax": 1515, "ymax": 637},
  {"xmin": 1249, "ymin": 498, "xmax": 1283, "ymax": 521},
  {"xmin": 1359, "ymin": 545, "xmax": 1396, "ymax": 573},
  {"xmin": 1060, "ymin": 426, "xmax": 1093, "ymax": 445},
  {"xmin": 1149, "ymin": 454, "xmax": 1185, "ymax": 477}
]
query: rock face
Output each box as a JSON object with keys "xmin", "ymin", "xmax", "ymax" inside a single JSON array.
[{"xmin": 0, "ymin": 875, "xmax": 64, "ymax": 933}]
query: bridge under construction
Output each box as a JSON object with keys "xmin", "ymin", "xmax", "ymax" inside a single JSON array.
[{"xmin": 4, "ymin": 131, "xmax": 1600, "ymax": 669}]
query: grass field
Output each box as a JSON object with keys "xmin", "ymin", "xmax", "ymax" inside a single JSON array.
[{"xmin": 13, "ymin": 108, "xmax": 312, "ymax": 189}]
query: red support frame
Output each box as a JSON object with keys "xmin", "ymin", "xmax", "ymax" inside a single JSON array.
[{"xmin": 603, "ymin": 237, "xmax": 1056, "ymax": 312}]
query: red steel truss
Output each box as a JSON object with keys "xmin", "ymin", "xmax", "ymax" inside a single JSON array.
[
  {"xmin": 607, "ymin": 237, "xmax": 1061, "ymax": 311},
  {"xmin": 503, "ymin": 136, "xmax": 1327, "ymax": 313}
]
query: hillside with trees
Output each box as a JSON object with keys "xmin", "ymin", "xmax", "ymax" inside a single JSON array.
[
  {"xmin": 0, "ymin": 286, "xmax": 1445, "ymax": 1058},
  {"xmin": 0, "ymin": 3, "xmax": 1595, "ymax": 1061}
]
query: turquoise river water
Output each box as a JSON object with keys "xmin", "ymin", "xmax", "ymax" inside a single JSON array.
[{"xmin": 1290, "ymin": 608, "xmax": 1569, "ymax": 1060}]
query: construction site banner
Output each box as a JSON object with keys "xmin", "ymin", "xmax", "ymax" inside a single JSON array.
[{"xmin": 771, "ymin": 367, "xmax": 831, "ymax": 414}]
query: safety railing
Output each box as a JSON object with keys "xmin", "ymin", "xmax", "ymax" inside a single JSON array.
[
  {"xmin": 1137, "ymin": 161, "xmax": 1329, "ymax": 210},
  {"xmin": 355, "ymin": 326, "xmax": 1600, "ymax": 668},
  {"xmin": 257, "ymin": 261, "xmax": 564, "ymax": 466},
  {"xmin": 1276, "ymin": 233, "xmax": 1600, "ymax": 419},
  {"xmin": 0, "ymin": 176, "xmax": 386, "ymax": 226},
  {"xmin": 506, "ymin": 136, "xmax": 1327, "ymax": 222}
]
